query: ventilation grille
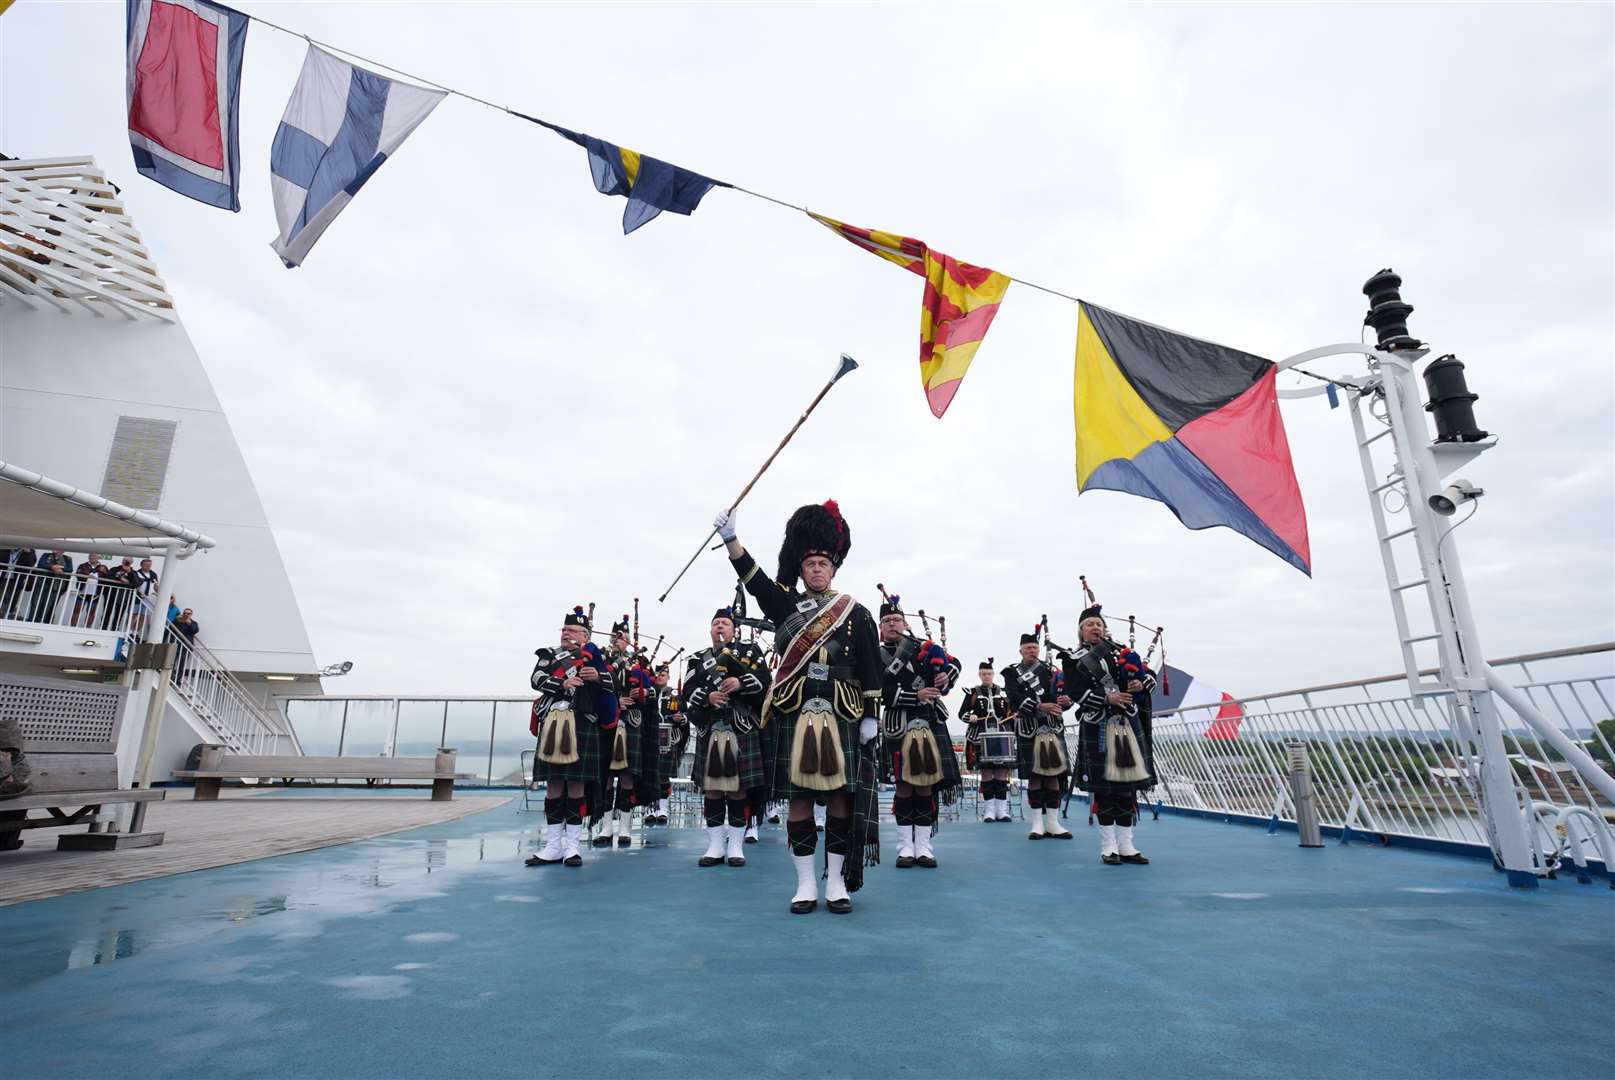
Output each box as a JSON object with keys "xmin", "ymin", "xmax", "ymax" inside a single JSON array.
[
  {"xmin": 100, "ymin": 415, "xmax": 178, "ymax": 511},
  {"xmin": 2, "ymin": 679, "xmax": 122, "ymax": 752}
]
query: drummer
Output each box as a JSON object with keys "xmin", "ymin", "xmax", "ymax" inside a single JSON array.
[{"xmin": 960, "ymin": 660, "xmax": 1016, "ymax": 822}]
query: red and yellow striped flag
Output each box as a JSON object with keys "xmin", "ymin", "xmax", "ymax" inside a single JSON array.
[{"xmin": 811, "ymin": 212, "xmax": 1010, "ymax": 418}]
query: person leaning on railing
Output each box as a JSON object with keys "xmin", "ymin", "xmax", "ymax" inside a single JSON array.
[
  {"xmin": 29, "ymin": 549, "xmax": 72, "ymax": 623},
  {"xmin": 169, "ymin": 606, "xmax": 201, "ymax": 683},
  {"xmin": 130, "ymin": 557, "xmax": 159, "ymax": 640},
  {"xmin": 0, "ymin": 547, "xmax": 37, "ymax": 620}
]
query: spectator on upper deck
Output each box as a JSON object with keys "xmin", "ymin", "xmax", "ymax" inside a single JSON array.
[
  {"xmin": 29, "ymin": 550, "xmax": 72, "ymax": 623},
  {"xmin": 1, "ymin": 547, "xmax": 36, "ymax": 620},
  {"xmin": 71, "ymin": 554, "xmax": 108, "ymax": 628},
  {"xmin": 101, "ymin": 556, "xmax": 136, "ymax": 630},
  {"xmin": 131, "ymin": 558, "xmax": 159, "ymax": 640}
]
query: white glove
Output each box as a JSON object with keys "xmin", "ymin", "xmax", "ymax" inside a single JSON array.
[
  {"xmin": 713, "ymin": 508, "xmax": 738, "ymax": 542},
  {"xmin": 859, "ymin": 717, "xmax": 878, "ymax": 746}
]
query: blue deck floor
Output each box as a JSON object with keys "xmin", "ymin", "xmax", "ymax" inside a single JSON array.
[{"xmin": 4, "ymin": 794, "xmax": 1611, "ymax": 1079}]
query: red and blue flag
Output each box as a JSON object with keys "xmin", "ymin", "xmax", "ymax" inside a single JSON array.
[{"xmin": 125, "ymin": 0, "xmax": 249, "ymax": 211}]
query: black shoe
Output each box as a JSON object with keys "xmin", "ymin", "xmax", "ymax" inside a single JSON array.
[
  {"xmin": 790, "ymin": 898, "xmax": 818, "ymax": 914},
  {"xmin": 1028, "ymin": 832, "xmax": 1044, "ymax": 841},
  {"xmin": 564, "ymin": 854, "xmax": 583, "ymax": 867},
  {"xmin": 591, "ymin": 835, "xmax": 612, "ymax": 848},
  {"xmin": 766, "ymin": 814, "xmax": 780, "ymax": 824},
  {"xmin": 698, "ymin": 855, "xmax": 724, "ymax": 867},
  {"xmin": 915, "ymin": 855, "xmax": 938, "ymax": 869},
  {"xmin": 826, "ymin": 897, "xmax": 853, "ymax": 915},
  {"xmin": 1120, "ymin": 852, "xmax": 1150, "ymax": 864},
  {"xmin": 744, "ymin": 835, "xmax": 758, "ymax": 845},
  {"xmin": 726, "ymin": 856, "xmax": 746, "ymax": 867},
  {"xmin": 1048, "ymin": 829, "xmax": 1074, "ymax": 840},
  {"xmin": 894, "ymin": 854, "xmax": 915, "ymax": 869},
  {"xmin": 525, "ymin": 854, "xmax": 558, "ymax": 867},
  {"xmin": 1102, "ymin": 852, "xmax": 1123, "ymax": 865},
  {"xmin": 616, "ymin": 835, "xmax": 631, "ymax": 848}
]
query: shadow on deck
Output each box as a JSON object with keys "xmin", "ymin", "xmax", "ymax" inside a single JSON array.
[{"xmin": 3, "ymin": 794, "xmax": 1610, "ymax": 1078}]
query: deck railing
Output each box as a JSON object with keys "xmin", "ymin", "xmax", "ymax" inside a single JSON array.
[
  {"xmin": 0, "ymin": 561, "xmax": 148, "ymax": 636},
  {"xmin": 1146, "ymin": 645, "xmax": 1614, "ymax": 868}
]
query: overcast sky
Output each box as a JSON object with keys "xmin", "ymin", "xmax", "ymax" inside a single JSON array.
[{"xmin": 4, "ymin": 2, "xmax": 1611, "ymax": 704}]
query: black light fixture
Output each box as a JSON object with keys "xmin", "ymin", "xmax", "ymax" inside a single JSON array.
[
  {"xmin": 1422, "ymin": 353, "xmax": 1489, "ymax": 443},
  {"xmin": 1362, "ymin": 268, "xmax": 1422, "ymax": 351}
]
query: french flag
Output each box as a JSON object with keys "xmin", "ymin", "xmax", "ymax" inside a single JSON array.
[
  {"xmin": 1152, "ymin": 665, "xmax": 1244, "ymax": 740},
  {"xmin": 125, "ymin": 0, "xmax": 249, "ymax": 211}
]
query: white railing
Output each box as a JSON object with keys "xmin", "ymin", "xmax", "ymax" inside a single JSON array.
[
  {"xmin": 166, "ymin": 627, "xmax": 279, "ymax": 755},
  {"xmin": 1145, "ymin": 645, "xmax": 1615, "ymax": 872},
  {"xmin": 0, "ymin": 560, "xmax": 151, "ymax": 637}
]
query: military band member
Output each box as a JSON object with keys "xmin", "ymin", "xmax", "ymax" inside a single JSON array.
[
  {"xmin": 1067, "ymin": 605, "xmax": 1157, "ymax": 865},
  {"xmin": 527, "ymin": 606, "xmax": 618, "ymax": 868},
  {"xmin": 683, "ymin": 607, "xmax": 772, "ymax": 868},
  {"xmin": 1004, "ymin": 633, "xmax": 1074, "ymax": 840},
  {"xmin": 961, "ymin": 660, "xmax": 1015, "ymax": 822},
  {"xmin": 649, "ymin": 663, "xmax": 685, "ymax": 825},
  {"xmin": 878, "ymin": 598, "xmax": 962, "ymax": 868},
  {"xmin": 594, "ymin": 617, "xmax": 646, "ymax": 848},
  {"xmin": 715, "ymin": 501, "xmax": 883, "ymax": 915}
]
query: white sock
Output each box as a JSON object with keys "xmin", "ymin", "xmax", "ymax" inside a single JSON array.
[
  {"xmin": 896, "ymin": 825, "xmax": 915, "ymax": 858},
  {"xmin": 1100, "ymin": 823, "xmax": 1119, "ymax": 856},
  {"xmin": 702, "ymin": 825, "xmax": 725, "ymax": 860},
  {"xmin": 792, "ymin": 854, "xmax": 818, "ymax": 902},
  {"xmin": 724, "ymin": 823, "xmax": 745, "ymax": 861},
  {"xmin": 1118, "ymin": 825, "xmax": 1138, "ymax": 856},
  {"xmin": 825, "ymin": 852, "xmax": 849, "ymax": 902}
]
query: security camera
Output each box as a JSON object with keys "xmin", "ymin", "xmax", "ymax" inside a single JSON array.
[{"xmin": 1429, "ymin": 479, "xmax": 1483, "ymax": 516}]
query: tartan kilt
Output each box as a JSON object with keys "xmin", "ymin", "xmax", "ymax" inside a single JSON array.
[
  {"xmin": 604, "ymin": 714, "xmax": 643, "ymax": 777},
  {"xmin": 769, "ymin": 708, "xmax": 860, "ymax": 802},
  {"xmin": 1017, "ymin": 729, "xmax": 1071, "ymax": 789},
  {"xmin": 690, "ymin": 726, "xmax": 767, "ymax": 793},
  {"xmin": 534, "ymin": 721, "xmax": 603, "ymax": 783},
  {"xmin": 1075, "ymin": 714, "xmax": 1156, "ymax": 794},
  {"xmin": 630, "ymin": 710, "xmax": 662, "ymax": 799},
  {"xmin": 884, "ymin": 718, "xmax": 961, "ymax": 791}
]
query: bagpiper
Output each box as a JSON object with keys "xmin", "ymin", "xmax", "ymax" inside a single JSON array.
[
  {"xmin": 649, "ymin": 663, "xmax": 686, "ymax": 825},
  {"xmin": 960, "ymin": 659, "xmax": 1015, "ymax": 822},
  {"xmin": 715, "ymin": 501, "xmax": 882, "ymax": 915},
  {"xmin": 878, "ymin": 596, "xmax": 962, "ymax": 868},
  {"xmin": 1003, "ymin": 631, "xmax": 1074, "ymax": 840},
  {"xmin": 683, "ymin": 607, "xmax": 772, "ymax": 868},
  {"xmin": 597, "ymin": 616, "xmax": 650, "ymax": 848},
  {"xmin": 1066, "ymin": 604, "xmax": 1157, "ymax": 865},
  {"xmin": 527, "ymin": 606, "xmax": 618, "ymax": 868}
]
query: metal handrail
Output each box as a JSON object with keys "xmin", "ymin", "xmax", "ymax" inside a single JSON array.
[
  {"xmin": 166, "ymin": 624, "xmax": 279, "ymax": 754},
  {"xmin": 1157, "ymin": 642, "xmax": 1614, "ymax": 717},
  {"xmin": 1149, "ymin": 670, "xmax": 1613, "ymax": 859}
]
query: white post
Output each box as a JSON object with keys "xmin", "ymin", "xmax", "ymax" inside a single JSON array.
[{"xmin": 126, "ymin": 543, "xmax": 190, "ymax": 833}]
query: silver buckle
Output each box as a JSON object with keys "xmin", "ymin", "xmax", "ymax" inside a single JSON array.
[{"xmin": 807, "ymin": 661, "xmax": 830, "ymax": 681}]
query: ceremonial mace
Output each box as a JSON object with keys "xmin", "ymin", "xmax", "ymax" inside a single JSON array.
[{"xmin": 658, "ymin": 353, "xmax": 860, "ymax": 602}]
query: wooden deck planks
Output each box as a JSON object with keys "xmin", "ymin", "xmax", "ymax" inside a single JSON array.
[{"xmin": 0, "ymin": 791, "xmax": 512, "ymax": 906}]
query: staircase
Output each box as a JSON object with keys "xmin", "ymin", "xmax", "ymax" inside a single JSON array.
[{"xmin": 166, "ymin": 631, "xmax": 281, "ymax": 755}]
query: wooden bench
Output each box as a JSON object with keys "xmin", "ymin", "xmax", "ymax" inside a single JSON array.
[
  {"xmin": 0, "ymin": 750, "xmax": 167, "ymax": 852},
  {"xmin": 172, "ymin": 747, "xmax": 465, "ymax": 801}
]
